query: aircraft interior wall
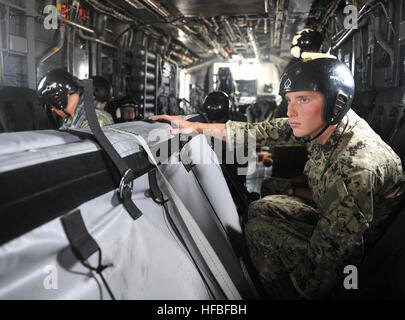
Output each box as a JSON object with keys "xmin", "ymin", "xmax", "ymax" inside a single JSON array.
[
  {"xmin": 1, "ymin": 1, "xmax": 403, "ymax": 109},
  {"xmin": 2, "ymin": 0, "xmax": 405, "ymax": 302}
]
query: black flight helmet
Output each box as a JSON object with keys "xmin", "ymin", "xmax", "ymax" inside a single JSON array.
[
  {"xmin": 279, "ymin": 57, "xmax": 355, "ymax": 126},
  {"xmin": 37, "ymin": 69, "xmax": 82, "ymax": 110},
  {"xmin": 115, "ymin": 96, "xmax": 143, "ymax": 122},
  {"xmin": 91, "ymin": 76, "xmax": 112, "ymax": 103},
  {"xmin": 203, "ymin": 91, "xmax": 230, "ymax": 123},
  {"xmin": 290, "ymin": 28, "xmax": 323, "ymax": 59}
]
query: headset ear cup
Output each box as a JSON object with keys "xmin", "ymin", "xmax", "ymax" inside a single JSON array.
[
  {"xmin": 137, "ymin": 105, "xmax": 142, "ymax": 120},
  {"xmin": 290, "ymin": 46, "xmax": 301, "ymax": 58},
  {"xmin": 116, "ymin": 108, "xmax": 121, "ymax": 120},
  {"xmin": 330, "ymin": 92, "xmax": 349, "ymax": 124}
]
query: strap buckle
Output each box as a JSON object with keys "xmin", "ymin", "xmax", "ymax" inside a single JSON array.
[{"xmin": 119, "ymin": 169, "xmax": 134, "ymax": 200}]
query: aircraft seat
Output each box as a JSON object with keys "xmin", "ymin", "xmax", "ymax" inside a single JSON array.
[
  {"xmin": 333, "ymin": 202, "xmax": 405, "ymax": 299},
  {"xmin": 368, "ymin": 87, "xmax": 405, "ymax": 143},
  {"xmin": 388, "ymin": 116, "xmax": 405, "ymax": 168},
  {"xmin": 0, "ymin": 86, "xmax": 56, "ymax": 133},
  {"xmin": 352, "ymin": 91, "xmax": 376, "ymax": 122},
  {"xmin": 332, "ymin": 112, "xmax": 405, "ymax": 298}
]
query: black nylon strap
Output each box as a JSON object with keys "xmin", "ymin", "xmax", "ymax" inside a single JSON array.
[
  {"xmin": 122, "ymin": 186, "xmax": 142, "ymax": 219},
  {"xmin": 79, "ymin": 79, "xmax": 142, "ymax": 220},
  {"xmin": 61, "ymin": 209, "xmax": 99, "ymax": 261},
  {"xmin": 148, "ymin": 169, "xmax": 168, "ymax": 205},
  {"xmin": 309, "ymin": 124, "xmax": 329, "ymax": 141},
  {"xmin": 61, "ymin": 209, "xmax": 116, "ymax": 300},
  {"xmin": 82, "ymin": 80, "xmax": 128, "ymax": 175}
]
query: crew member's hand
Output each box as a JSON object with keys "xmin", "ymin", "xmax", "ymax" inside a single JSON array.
[
  {"xmin": 280, "ymin": 175, "xmax": 308, "ymax": 194},
  {"xmin": 280, "ymin": 175, "xmax": 313, "ymax": 201},
  {"xmin": 149, "ymin": 115, "xmax": 197, "ymax": 134},
  {"xmin": 149, "ymin": 115, "xmax": 227, "ymax": 141},
  {"xmin": 258, "ymin": 152, "xmax": 273, "ymax": 167}
]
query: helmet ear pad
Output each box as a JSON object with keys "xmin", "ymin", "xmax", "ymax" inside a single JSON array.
[
  {"xmin": 324, "ymin": 91, "xmax": 351, "ymax": 125},
  {"xmin": 290, "ymin": 46, "xmax": 301, "ymax": 58},
  {"xmin": 44, "ymin": 89, "xmax": 69, "ymax": 110},
  {"xmin": 115, "ymin": 108, "xmax": 121, "ymax": 120}
]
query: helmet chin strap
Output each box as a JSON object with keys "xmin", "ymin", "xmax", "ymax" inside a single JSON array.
[{"xmin": 309, "ymin": 124, "xmax": 329, "ymax": 141}]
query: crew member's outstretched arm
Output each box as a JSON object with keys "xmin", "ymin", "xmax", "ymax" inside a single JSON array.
[{"xmin": 149, "ymin": 115, "xmax": 227, "ymax": 141}]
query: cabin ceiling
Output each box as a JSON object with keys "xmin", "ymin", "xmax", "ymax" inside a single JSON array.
[
  {"xmin": 163, "ymin": 0, "xmax": 266, "ymax": 18},
  {"xmin": 82, "ymin": 0, "xmax": 344, "ymax": 67}
]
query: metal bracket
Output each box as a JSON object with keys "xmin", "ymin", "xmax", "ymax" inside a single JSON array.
[{"xmin": 118, "ymin": 168, "xmax": 134, "ymax": 200}]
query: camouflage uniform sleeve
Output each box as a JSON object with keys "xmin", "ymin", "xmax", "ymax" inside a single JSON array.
[
  {"xmin": 289, "ymin": 168, "xmax": 375, "ymax": 298},
  {"xmin": 80, "ymin": 119, "xmax": 89, "ymax": 129},
  {"xmin": 96, "ymin": 110, "xmax": 114, "ymax": 127},
  {"xmin": 225, "ymin": 118, "xmax": 308, "ymax": 149},
  {"xmin": 80, "ymin": 110, "xmax": 114, "ymax": 129}
]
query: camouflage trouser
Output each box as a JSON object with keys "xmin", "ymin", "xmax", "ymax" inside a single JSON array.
[
  {"xmin": 245, "ymin": 195, "xmax": 319, "ymax": 299},
  {"xmin": 260, "ymin": 177, "xmax": 290, "ymax": 197}
]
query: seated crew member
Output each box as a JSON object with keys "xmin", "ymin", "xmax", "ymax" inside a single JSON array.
[
  {"xmin": 202, "ymin": 91, "xmax": 258, "ymax": 211},
  {"xmin": 261, "ymin": 27, "xmax": 324, "ymax": 198},
  {"xmin": 37, "ymin": 69, "xmax": 114, "ymax": 129},
  {"xmin": 91, "ymin": 75, "xmax": 113, "ymax": 111},
  {"xmin": 114, "ymin": 96, "xmax": 143, "ymax": 123},
  {"xmin": 150, "ymin": 56, "xmax": 405, "ymax": 299}
]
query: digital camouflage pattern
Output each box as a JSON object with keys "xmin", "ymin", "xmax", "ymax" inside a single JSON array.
[
  {"xmin": 260, "ymin": 176, "xmax": 290, "ymax": 197},
  {"xmin": 246, "ymin": 195, "xmax": 319, "ymax": 299},
  {"xmin": 80, "ymin": 108, "xmax": 114, "ymax": 129},
  {"xmin": 226, "ymin": 109, "xmax": 405, "ymax": 298},
  {"xmin": 61, "ymin": 95, "xmax": 114, "ymax": 129}
]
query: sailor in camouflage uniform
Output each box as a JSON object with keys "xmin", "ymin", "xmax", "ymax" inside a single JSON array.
[
  {"xmin": 37, "ymin": 69, "xmax": 114, "ymax": 129},
  {"xmin": 260, "ymin": 28, "xmax": 324, "ymax": 199},
  {"xmin": 225, "ymin": 57, "xmax": 405, "ymax": 298},
  {"xmin": 149, "ymin": 56, "xmax": 405, "ymax": 299},
  {"xmin": 61, "ymin": 95, "xmax": 114, "ymax": 129}
]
